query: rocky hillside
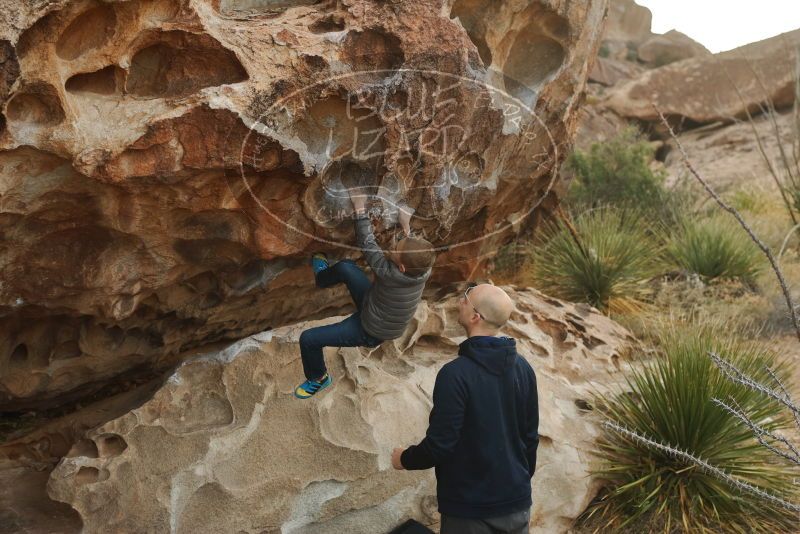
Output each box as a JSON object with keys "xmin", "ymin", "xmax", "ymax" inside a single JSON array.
[{"xmin": 576, "ymin": 0, "xmax": 800, "ymax": 194}]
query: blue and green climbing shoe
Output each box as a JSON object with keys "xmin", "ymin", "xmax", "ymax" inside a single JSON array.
[
  {"xmin": 294, "ymin": 373, "xmax": 332, "ymax": 399},
  {"xmin": 310, "ymin": 252, "xmax": 329, "ymax": 275}
]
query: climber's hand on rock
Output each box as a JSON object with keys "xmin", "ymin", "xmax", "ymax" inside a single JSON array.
[
  {"xmin": 349, "ymin": 189, "xmax": 367, "ymax": 214},
  {"xmin": 391, "ymin": 448, "xmax": 405, "ymax": 470},
  {"xmin": 398, "ymin": 203, "xmax": 414, "ymax": 236}
]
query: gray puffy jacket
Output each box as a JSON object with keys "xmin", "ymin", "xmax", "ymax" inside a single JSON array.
[{"xmin": 355, "ymin": 215, "xmax": 432, "ymax": 340}]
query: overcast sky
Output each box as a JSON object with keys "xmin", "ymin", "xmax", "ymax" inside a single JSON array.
[{"xmin": 635, "ymin": 0, "xmax": 800, "ymax": 53}]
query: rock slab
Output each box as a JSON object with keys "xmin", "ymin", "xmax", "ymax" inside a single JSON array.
[
  {"xmin": 46, "ymin": 287, "xmax": 635, "ymax": 534},
  {"xmin": 606, "ymin": 29, "xmax": 800, "ymax": 123}
]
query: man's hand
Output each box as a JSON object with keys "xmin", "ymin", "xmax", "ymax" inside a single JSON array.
[
  {"xmin": 391, "ymin": 448, "xmax": 405, "ymax": 470},
  {"xmin": 397, "ymin": 203, "xmax": 414, "ymax": 236},
  {"xmin": 349, "ymin": 188, "xmax": 367, "ymax": 215}
]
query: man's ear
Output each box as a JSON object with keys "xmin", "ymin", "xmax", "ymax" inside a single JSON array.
[{"xmin": 398, "ymin": 263, "xmax": 406, "ymax": 273}]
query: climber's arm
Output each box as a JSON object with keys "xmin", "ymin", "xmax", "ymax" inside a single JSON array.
[
  {"xmin": 397, "ymin": 201, "xmax": 413, "ymax": 237},
  {"xmin": 350, "ymin": 192, "xmax": 393, "ymax": 277}
]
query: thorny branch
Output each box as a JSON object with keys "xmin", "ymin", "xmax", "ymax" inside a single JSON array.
[
  {"xmin": 709, "ymin": 352, "xmax": 800, "ymax": 420},
  {"xmin": 602, "ymin": 421, "xmax": 800, "ymax": 513},
  {"xmin": 710, "ymin": 396, "xmax": 800, "ymax": 464}
]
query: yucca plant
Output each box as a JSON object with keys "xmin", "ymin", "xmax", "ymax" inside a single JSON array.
[
  {"xmin": 528, "ymin": 208, "xmax": 663, "ymax": 314},
  {"xmin": 667, "ymin": 215, "xmax": 764, "ymax": 283},
  {"xmin": 584, "ymin": 323, "xmax": 798, "ymax": 533}
]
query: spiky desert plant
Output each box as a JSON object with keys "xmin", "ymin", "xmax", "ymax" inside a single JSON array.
[
  {"xmin": 585, "ymin": 323, "xmax": 798, "ymax": 533},
  {"xmin": 667, "ymin": 215, "xmax": 764, "ymax": 283},
  {"xmin": 528, "ymin": 208, "xmax": 663, "ymax": 314}
]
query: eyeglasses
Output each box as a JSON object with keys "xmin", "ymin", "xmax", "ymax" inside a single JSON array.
[{"xmin": 463, "ymin": 282, "xmax": 500, "ymax": 327}]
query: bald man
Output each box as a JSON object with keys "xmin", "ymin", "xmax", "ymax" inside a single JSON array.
[{"xmin": 391, "ymin": 283, "xmax": 539, "ymax": 534}]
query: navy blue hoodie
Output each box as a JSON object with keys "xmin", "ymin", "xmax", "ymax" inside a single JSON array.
[{"xmin": 401, "ymin": 336, "xmax": 539, "ymax": 519}]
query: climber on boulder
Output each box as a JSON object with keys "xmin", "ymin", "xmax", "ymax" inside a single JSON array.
[
  {"xmin": 391, "ymin": 283, "xmax": 539, "ymax": 534},
  {"xmin": 293, "ymin": 189, "xmax": 436, "ymax": 399}
]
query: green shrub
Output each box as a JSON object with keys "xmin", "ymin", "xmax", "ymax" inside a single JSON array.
[
  {"xmin": 667, "ymin": 215, "xmax": 763, "ymax": 282},
  {"xmin": 566, "ymin": 128, "xmax": 675, "ymax": 220},
  {"xmin": 584, "ymin": 323, "xmax": 797, "ymax": 533},
  {"xmin": 528, "ymin": 208, "xmax": 663, "ymax": 313},
  {"xmin": 728, "ymin": 188, "xmax": 769, "ymax": 214}
]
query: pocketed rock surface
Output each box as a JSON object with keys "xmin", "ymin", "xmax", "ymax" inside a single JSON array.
[
  {"xmin": 43, "ymin": 287, "xmax": 635, "ymax": 534},
  {"xmin": 0, "ymin": 0, "xmax": 606, "ymax": 410}
]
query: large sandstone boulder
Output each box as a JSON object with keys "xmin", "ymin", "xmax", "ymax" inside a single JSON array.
[
  {"xmin": 605, "ymin": 29, "xmax": 800, "ymax": 124},
  {"xmin": 0, "ymin": 378, "xmax": 159, "ymax": 533},
  {"xmin": 636, "ymin": 29, "xmax": 710, "ymax": 67},
  {"xmin": 600, "ymin": 0, "xmax": 652, "ymax": 61},
  {"xmin": 16, "ymin": 288, "xmax": 633, "ymax": 534},
  {"xmin": 0, "ymin": 0, "xmax": 607, "ymax": 411},
  {"xmin": 602, "ymin": 0, "xmax": 652, "ymax": 44},
  {"xmin": 588, "ymin": 56, "xmax": 644, "ymax": 86}
]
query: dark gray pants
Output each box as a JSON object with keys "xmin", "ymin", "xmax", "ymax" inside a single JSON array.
[{"xmin": 440, "ymin": 509, "xmax": 530, "ymax": 534}]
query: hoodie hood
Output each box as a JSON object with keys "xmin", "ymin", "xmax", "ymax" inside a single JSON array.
[{"xmin": 458, "ymin": 336, "xmax": 517, "ymax": 376}]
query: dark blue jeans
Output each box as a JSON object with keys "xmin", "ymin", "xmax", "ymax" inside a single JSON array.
[{"xmin": 299, "ymin": 260, "xmax": 383, "ymax": 380}]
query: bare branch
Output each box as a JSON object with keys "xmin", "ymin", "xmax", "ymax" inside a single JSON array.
[
  {"xmin": 555, "ymin": 204, "xmax": 589, "ymax": 258},
  {"xmin": 722, "ymin": 67, "xmax": 799, "ymax": 223},
  {"xmin": 766, "ymin": 365, "xmax": 800, "ymax": 433},
  {"xmin": 709, "ymin": 352, "xmax": 800, "ymax": 418},
  {"xmin": 778, "ymin": 223, "xmax": 800, "ymax": 262},
  {"xmin": 793, "ymin": 51, "xmax": 800, "ymax": 170},
  {"xmin": 602, "ymin": 421, "xmax": 800, "ymax": 513},
  {"xmin": 656, "ymin": 105, "xmax": 800, "ymax": 342},
  {"xmin": 742, "ymin": 57, "xmax": 800, "ymax": 190},
  {"xmin": 711, "ymin": 396, "xmax": 800, "ymax": 464}
]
